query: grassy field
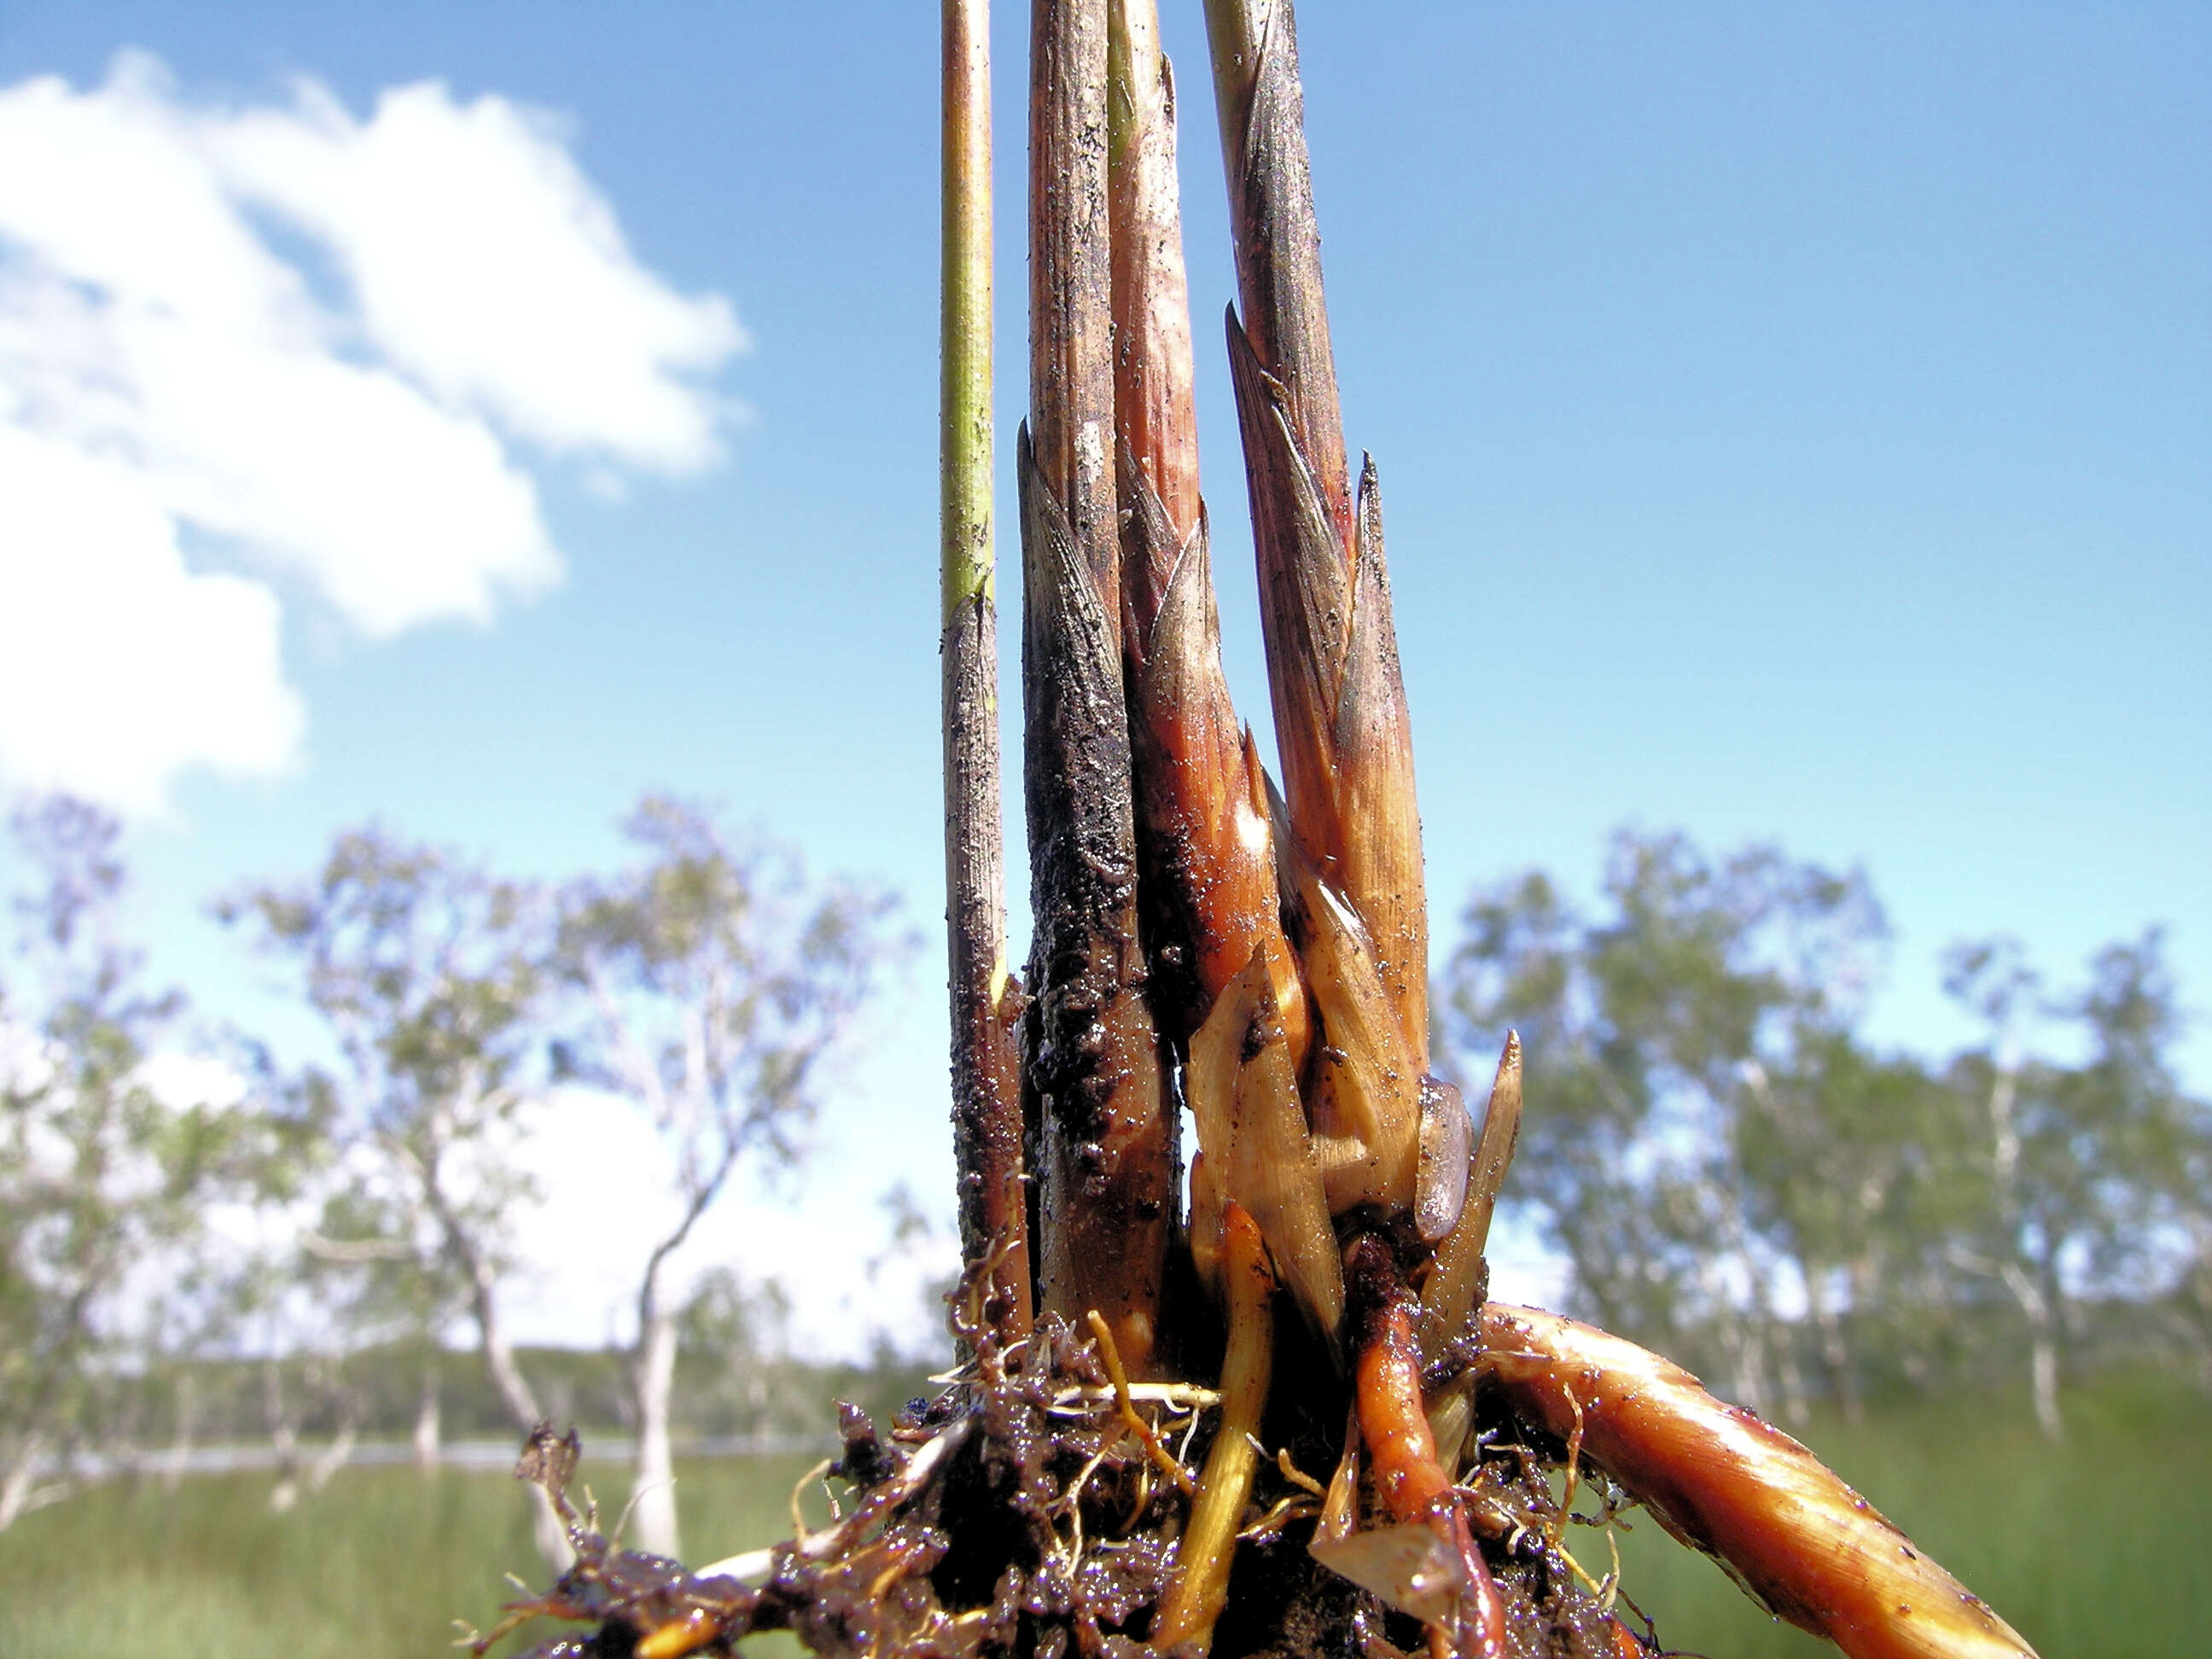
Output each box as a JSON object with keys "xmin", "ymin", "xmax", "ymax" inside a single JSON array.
[
  {"xmin": 2, "ymin": 1376, "xmax": 2203, "ymax": 1657},
  {"xmin": 0, "ymin": 1449, "xmax": 818, "ymax": 1659}
]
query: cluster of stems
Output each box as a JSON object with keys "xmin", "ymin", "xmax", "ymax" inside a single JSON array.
[
  {"xmin": 945, "ymin": 0, "xmax": 1518, "ymax": 1648},
  {"xmin": 969, "ymin": 0, "xmax": 1471, "ymax": 1388},
  {"xmin": 940, "ymin": 3, "xmax": 2040, "ymax": 1656}
]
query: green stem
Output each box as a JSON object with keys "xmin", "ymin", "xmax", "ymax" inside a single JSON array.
[
  {"xmin": 942, "ymin": 0, "xmax": 996, "ymax": 624},
  {"xmin": 940, "ymin": 0, "xmax": 1030, "ymax": 1335}
]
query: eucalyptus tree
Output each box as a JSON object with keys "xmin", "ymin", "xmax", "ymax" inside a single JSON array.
[
  {"xmin": 294, "ymin": 1177, "xmax": 472, "ymax": 1471},
  {"xmin": 1732, "ymin": 1030, "xmax": 1947, "ymax": 1422},
  {"xmin": 219, "ymin": 829, "xmax": 560, "ymax": 1551},
  {"xmin": 551, "ymin": 795, "xmax": 896, "ymax": 1560},
  {"xmin": 2065, "ymin": 933, "xmax": 2209, "ymax": 1353},
  {"xmin": 1447, "ymin": 830, "xmax": 1889, "ymax": 1416},
  {"xmin": 0, "ymin": 797, "xmax": 247, "ymax": 1530},
  {"xmin": 1942, "ymin": 929, "xmax": 2208, "ymax": 1438}
]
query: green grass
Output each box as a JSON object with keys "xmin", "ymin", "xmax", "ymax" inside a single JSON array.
[
  {"xmin": 1, "ymin": 1377, "xmax": 2203, "ymax": 1657},
  {"xmin": 0, "ymin": 1452, "xmax": 816, "ymax": 1659}
]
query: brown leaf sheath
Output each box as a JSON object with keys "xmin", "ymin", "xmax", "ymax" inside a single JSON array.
[
  {"xmin": 1223, "ymin": 316, "xmax": 1350, "ymax": 887},
  {"xmin": 1028, "ymin": 0, "xmax": 1115, "ymax": 579},
  {"xmin": 1223, "ymin": 319, "xmax": 1430, "ymax": 1074},
  {"xmin": 1335, "ymin": 458, "xmax": 1428, "ymax": 1057},
  {"xmin": 1478, "ymin": 1305, "xmax": 2042, "ymax": 1659},
  {"xmin": 1207, "ymin": 0, "xmax": 1356, "ymax": 883},
  {"xmin": 942, "ymin": 0, "xmax": 1031, "ymax": 1336},
  {"xmin": 1201, "ymin": 0, "xmax": 1350, "ymax": 550},
  {"xmin": 1108, "ymin": 0, "xmax": 1200, "ymax": 591},
  {"xmin": 1108, "ymin": 0, "xmax": 1307, "ymax": 1060},
  {"xmin": 1122, "ymin": 477, "xmax": 1309, "ymax": 1057},
  {"xmin": 1208, "ymin": 0, "xmax": 1429, "ymax": 1068}
]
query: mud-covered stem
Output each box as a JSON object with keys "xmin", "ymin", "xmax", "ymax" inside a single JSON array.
[
  {"xmin": 941, "ymin": 0, "xmax": 1031, "ymax": 1331},
  {"xmin": 1023, "ymin": 0, "xmax": 1174, "ymax": 1377}
]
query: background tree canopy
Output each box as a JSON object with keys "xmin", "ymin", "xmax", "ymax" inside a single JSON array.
[{"xmin": 1447, "ymin": 828, "xmax": 2210, "ymax": 1439}]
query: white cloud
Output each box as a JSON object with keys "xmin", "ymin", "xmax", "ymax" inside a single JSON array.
[
  {"xmin": 211, "ymin": 77, "xmax": 745, "ymax": 471},
  {"xmin": 0, "ymin": 423, "xmax": 301, "ymax": 812},
  {"xmin": 0, "ymin": 52, "xmax": 745, "ymax": 810}
]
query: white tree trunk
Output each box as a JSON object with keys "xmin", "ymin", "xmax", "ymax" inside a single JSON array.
[
  {"xmin": 427, "ymin": 1156, "xmax": 571, "ymax": 1568},
  {"xmin": 2029, "ymin": 1325, "xmax": 2062, "ymax": 1442},
  {"xmin": 164, "ymin": 1372, "xmax": 198, "ymax": 1491},
  {"xmin": 628, "ymin": 1302, "xmax": 682, "ymax": 1558},
  {"xmin": 305, "ymin": 1412, "xmax": 358, "ymax": 1496},
  {"xmin": 413, "ymin": 1364, "xmax": 442, "ymax": 1474},
  {"xmin": 1807, "ymin": 1269, "xmax": 1863, "ymax": 1424},
  {"xmin": 1983, "ymin": 1051, "xmax": 2065, "ymax": 1440},
  {"xmin": 466, "ymin": 1254, "xmax": 571, "ymax": 1566},
  {"xmin": 0, "ymin": 1437, "xmax": 45, "ymax": 1534},
  {"xmin": 265, "ymin": 1360, "xmax": 302, "ymax": 1514},
  {"xmin": 2002, "ymin": 1260, "xmax": 2064, "ymax": 1442}
]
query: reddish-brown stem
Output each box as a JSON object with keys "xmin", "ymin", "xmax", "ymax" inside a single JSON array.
[
  {"xmin": 1109, "ymin": 0, "xmax": 1201, "ymax": 607},
  {"xmin": 1479, "ymin": 1305, "xmax": 2041, "ymax": 1659},
  {"xmin": 1348, "ymin": 1236, "xmax": 1508, "ymax": 1658},
  {"xmin": 1108, "ymin": 0, "xmax": 1307, "ymax": 1058},
  {"xmin": 1207, "ymin": 0, "xmax": 1429, "ymax": 1064}
]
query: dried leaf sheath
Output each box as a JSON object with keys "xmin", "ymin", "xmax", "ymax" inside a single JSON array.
[
  {"xmin": 1220, "ymin": 319, "xmax": 1350, "ymax": 859},
  {"xmin": 1123, "ymin": 494, "xmax": 1308, "ymax": 1054},
  {"xmin": 1334, "ymin": 459, "xmax": 1427, "ymax": 1057},
  {"xmin": 941, "ymin": 0, "xmax": 1029, "ymax": 1330}
]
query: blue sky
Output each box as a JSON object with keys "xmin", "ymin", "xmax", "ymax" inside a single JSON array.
[{"xmin": 1, "ymin": 3, "xmax": 2204, "ymax": 1352}]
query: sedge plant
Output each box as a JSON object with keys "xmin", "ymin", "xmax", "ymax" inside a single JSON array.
[{"xmin": 474, "ymin": 7, "xmax": 2040, "ymax": 1659}]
